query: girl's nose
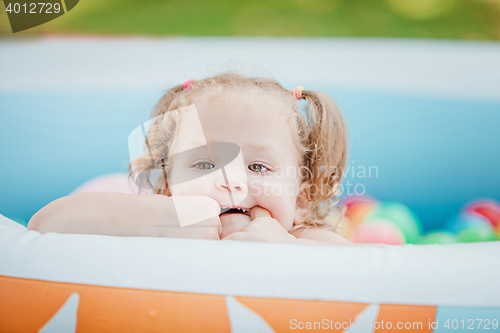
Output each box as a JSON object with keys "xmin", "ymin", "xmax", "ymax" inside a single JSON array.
[{"xmin": 216, "ymin": 176, "xmax": 247, "ymax": 193}]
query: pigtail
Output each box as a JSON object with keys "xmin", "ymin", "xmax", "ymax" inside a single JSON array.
[
  {"xmin": 128, "ymin": 84, "xmax": 185, "ymax": 194},
  {"xmin": 151, "ymin": 84, "xmax": 185, "ymax": 117},
  {"xmin": 298, "ymin": 90, "xmax": 349, "ymax": 229}
]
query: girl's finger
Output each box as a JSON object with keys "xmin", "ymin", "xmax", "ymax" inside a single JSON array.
[{"xmin": 250, "ymin": 206, "xmax": 271, "ymax": 220}]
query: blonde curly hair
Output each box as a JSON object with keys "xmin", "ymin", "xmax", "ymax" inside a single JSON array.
[{"xmin": 129, "ymin": 72, "xmax": 349, "ymax": 232}]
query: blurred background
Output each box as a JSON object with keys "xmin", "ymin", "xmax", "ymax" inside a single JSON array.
[
  {"xmin": 1, "ymin": 0, "xmax": 500, "ymax": 39},
  {"xmin": 1, "ymin": 0, "xmax": 500, "ymax": 244}
]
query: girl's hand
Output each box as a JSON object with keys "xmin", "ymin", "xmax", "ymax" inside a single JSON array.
[{"xmin": 222, "ymin": 207, "xmax": 296, "ymax": 244}]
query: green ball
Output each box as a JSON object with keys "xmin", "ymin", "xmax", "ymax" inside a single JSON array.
[
  {"xmin": 457, "ymin": 227, "xmax": 498, "ymax": 243},
  {"xmin": 420, "ymin": 231, "xmax": 457, "ymax": 245},
  {"xmin": 365, "ymin": 202, "xmax": 423, "ymax": 244}
]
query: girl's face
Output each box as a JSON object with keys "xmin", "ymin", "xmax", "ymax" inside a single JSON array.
[{"xmin": 167, "ymin": 94, "xmax": 304, "ymax": 237}]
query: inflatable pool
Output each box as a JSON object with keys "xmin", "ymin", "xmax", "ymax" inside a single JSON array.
[
  {"xmin": 1, "ymin": 38, "xmax": 500, "ymax": 331},
  {"xmin": 2, "ymin": 38, "xmax": 500, "ymax": 230},
  {"xmin": 1, "ymin": 214, "xmax": 499, "ymax": 332}
]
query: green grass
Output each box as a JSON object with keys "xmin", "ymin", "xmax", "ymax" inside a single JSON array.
[{"xmin": 1, "ymin": 0, "xmax": 499, "ymax": 40}]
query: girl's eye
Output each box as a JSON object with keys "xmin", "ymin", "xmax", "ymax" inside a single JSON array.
[
  {"xmin": 194, "ymin": 161, "xmax": 215, "ymax": 170},
  {"xmin": 248, "ymin": 163, "xmax": 268, "ymax": 173}
]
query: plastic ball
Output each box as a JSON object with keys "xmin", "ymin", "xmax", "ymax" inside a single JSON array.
[
  {"xmin": 445, "ymin": 212, "xmax": 491, "ymax": 234},
  {"xmin": 352, "ymin": 219, "xmax": 405, "ymax": 245},
  {"xmin": 345, "ymin": 201, "xmax": 377, "ymax": 226},
  {"xmin": 419, "ymin": 231, "xmax": 457, "ymax": 245},
  {"xmin": 364, "ymin": 202, "xmax": 422, "ymax": 244},
  {"xmin": 457, "ymin": 227, "xmax": 498, "ymax": 243},
  {"xmin": 465, "ymin": 200, "xmax": 500, "ymax": 230},
  {"xmin": 342, "ymin": 196, "xmax": 377, "ymax": 239},
  {"xmin": 343, "ymin": 195, "xmax": 377, "ymax": 209}
]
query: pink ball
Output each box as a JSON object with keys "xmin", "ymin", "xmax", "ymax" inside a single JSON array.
[{"xmin": 352, "ymin": 221, "xmax": 405, "ymax": 245}]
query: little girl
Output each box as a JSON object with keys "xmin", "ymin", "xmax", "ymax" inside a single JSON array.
[{"xmin": 29, "ymin": 73, "xmax": 354, "ymax": 246}]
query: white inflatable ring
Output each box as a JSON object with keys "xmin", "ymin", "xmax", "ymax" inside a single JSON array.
[{"xmin": 1, "ymin": 215, "xmax": 499, "ymax": 332}]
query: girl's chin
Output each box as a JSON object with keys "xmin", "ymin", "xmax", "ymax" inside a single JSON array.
[{"xmin": 219, "ymin": 214, "xmax": 252, "ymax": 239}]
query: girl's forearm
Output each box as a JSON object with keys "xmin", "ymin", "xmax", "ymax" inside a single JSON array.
[{"xmin": 28, "ymin": 193, "xmax": 171, "ymax": 237}]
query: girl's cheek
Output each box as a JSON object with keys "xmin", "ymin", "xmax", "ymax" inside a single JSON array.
[
  {"xmin": 169, "ymin": 170, "xmax": 220, "ymax": 196},
  {"xmin": 248, "ymin": 177, "xmax": 299, "ymax": 201},
  {"xmin": 248, "ymin": 180, "xmax": 297, "ymax": 230},
  {"xmin": 170, "ymin": 181, "xmax": 208, "ymax": 196},
  {"xmin": 248, "ymin": 179, "xmax": 263, "ymax": 197}
]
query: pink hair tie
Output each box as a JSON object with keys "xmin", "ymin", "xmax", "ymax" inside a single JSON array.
[
  {"xmin": 292, "ymin": 86, "xmax": 304, "ymax": 100},
  {"xmin": 183, "ymin": 79, "xmax": 198, "ymax": 91}
]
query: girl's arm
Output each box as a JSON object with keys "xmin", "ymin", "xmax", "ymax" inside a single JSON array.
[{"xmin": 28, "ymin": 193, "xmax": 221, "ymax": 239}]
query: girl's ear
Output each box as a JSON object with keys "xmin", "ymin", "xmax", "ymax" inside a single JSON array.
[{"xmin": 294, "ymin": 182, "xmax": 310, "ymax": 224}]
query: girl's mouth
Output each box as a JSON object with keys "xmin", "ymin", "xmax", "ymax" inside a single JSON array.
[{"xmin": 220, "ymin": 207, "xmax": 251, "ymax": 216}]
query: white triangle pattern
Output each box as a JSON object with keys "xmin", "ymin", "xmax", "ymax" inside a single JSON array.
[
  {"xmin": 39, "ymin": 293, "xmax": 79, "ymax": 333},
  {"xmin": 343, "ymin": 303, "xmax": 380, "ymax": 333},
  {"xmin": 226, "ymin": 295, "xmax": 275, "ymax": 333}
]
